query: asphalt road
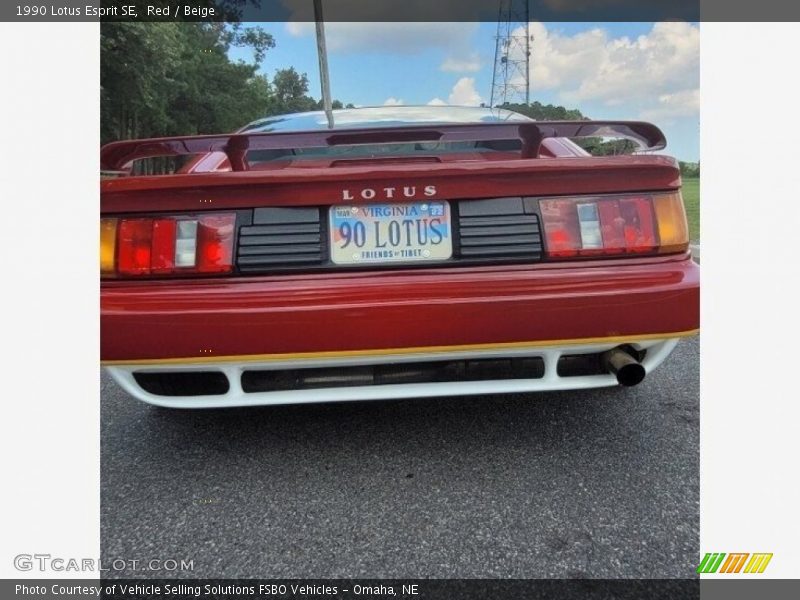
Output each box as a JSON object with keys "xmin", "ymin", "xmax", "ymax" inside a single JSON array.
[{"xmin": 101, "ymin": 337, "xmax": 699, "ymax": 579}]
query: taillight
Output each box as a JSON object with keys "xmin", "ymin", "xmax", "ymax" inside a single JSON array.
[
  {"xmin": 117, "ymin": 219, "xmax": 153, "ymax": 275},
  {"xmin": 196, "ymin": 215, "xmax": 235, "ymax": 273},
  {"xmin": 99, "ymin": 218, "xmax": 117, "ymax": 275},
  {"xmin": 100, "ymin": 213, "xmax": 236, "ymax": 278},
  {"xmin": 653, "ymin": 193, "xmax": 690, "ymax": 254},
  {"xmin": 539, "ymin": 192, "xmax": 688, "ymax": 259}
]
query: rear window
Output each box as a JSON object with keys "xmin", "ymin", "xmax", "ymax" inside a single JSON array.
[{"xmin": 246, "ymin": 139, "xmax": 523, "ymax": 166}]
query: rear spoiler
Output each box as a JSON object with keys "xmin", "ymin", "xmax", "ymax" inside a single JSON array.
[{"xmin": 99, "ymin": 121, "xmax": 666, "ymax": 172}]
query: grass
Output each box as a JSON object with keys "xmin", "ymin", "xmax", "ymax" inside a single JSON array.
[{"xmin": 681, "ymin": 177, "xmax": 700, "ymax": 243}]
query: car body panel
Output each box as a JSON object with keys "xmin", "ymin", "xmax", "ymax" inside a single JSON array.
[
  {"xmin": 101, "ymin": 254, "xmax": 697, "ymax": 364},
  {"xmin": 101, "ymin": 154, "xmax": 681, "ymax": 214}
]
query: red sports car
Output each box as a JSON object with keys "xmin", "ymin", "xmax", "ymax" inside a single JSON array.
[{"xmin": 100, "ymin": 106, "xmax": 699, "ymax": 408}]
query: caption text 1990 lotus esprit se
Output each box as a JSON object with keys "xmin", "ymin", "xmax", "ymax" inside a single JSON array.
[{"xmin": 100, "ymin": 107, "xmax": 699, "ymax": 408}]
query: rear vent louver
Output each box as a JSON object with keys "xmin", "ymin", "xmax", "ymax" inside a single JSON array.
[
  {"xmin": 457, "ymin": 197, "xmax": 542, "ymax": 260},
  {"xmin": 237, "ymin": 207, "xmax": 324, "ymax": 272}
]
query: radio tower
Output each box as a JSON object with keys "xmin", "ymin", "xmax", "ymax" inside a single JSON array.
[{"xmin": 489, "ymin": 0, "xmax": 532, "ymax": 107}]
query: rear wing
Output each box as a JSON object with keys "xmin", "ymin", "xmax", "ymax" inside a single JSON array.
[{"xmin": 99, "ymin": 121, "xmax": 666, "ymax": 172}]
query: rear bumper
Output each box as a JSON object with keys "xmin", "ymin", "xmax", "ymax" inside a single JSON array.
[
  {"xmin": 102, "ymin": 253, "xmax": 698, "ymax": 362},
  {"xmin": 106, "ymin": 338, "xmax": 681, "ymax": 408},
  {"xmin": 102, "ymin": 254, "xmax": 697, "ymax": 405}
]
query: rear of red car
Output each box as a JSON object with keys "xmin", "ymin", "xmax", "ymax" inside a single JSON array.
[{"xmin": 100, "ymin": 108, "xmax": 698, "ymax": 408}]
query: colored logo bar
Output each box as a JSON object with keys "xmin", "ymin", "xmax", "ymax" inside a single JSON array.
[{"xmin": 697, "ymin": 553, "xmax": 773, "ymax": 574}]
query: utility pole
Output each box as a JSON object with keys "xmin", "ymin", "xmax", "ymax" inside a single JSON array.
[
  {"xmin": 313, "ymin": 0, "xmax": 334, "ymax": 128},
  {"xmin": 490, "ymin": 0, "xmax": 532, "ymax": 107}
]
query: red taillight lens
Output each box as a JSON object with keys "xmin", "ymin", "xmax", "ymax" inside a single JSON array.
[
  {"xmin": 540, "ymin": 192, "xmax": 686, "ymax": 259},
  {"xmin": 105, "ymin": 213, "xmax": 235, "ymax": 278},
  {"xmin": 196, "ymin": 214, "xmax": 235, "ymax": 273},
  {"xmin": 150, "ymin": 218, "xmax": 177, "ymax": 273},
  {"xmin": 117, "ymin": 219, "xmax": 153, "ymax": 275},
  {"xmin": 539, "ymin": 198, "xmax": 582, "ymax": 257},
  {"xmin": 619, "ymin": 196, "xmax": 657, "ymax": 253}
]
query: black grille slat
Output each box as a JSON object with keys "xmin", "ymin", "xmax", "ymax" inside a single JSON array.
[
  {"xmin": 237, "ymin": 206, "xmax": 324, "ymax": 272},
  {"xmin": 457, "ymin": 215, "xmax": 538, "ymax": 227},
  {"xmin": 458, "ymin": 197, "xmax": 527, "ymax": 217},
  {"xmin": 239, "ymin": 244, "xmax": 324, "ymax": 256},
  {"xmin": 253, "ymin": 206, "xmax": 320, "ymax": 224},
  {"xmin": 239, "ymin": 234, "xmax": 322, "ymax": 246},
  {"xmin": 456, "ymin": 197, "xmax": 542, "ymax": 260},
  {"xmin": 458, "ymin": 224, "xmax": 541, "ymax": 237},
  {"xmin": 239, "ymin": 254, "xmax": 322, "ymax": 266},
  {"xmin": 460, "ymin": 245, "xmax": 538, "ymax": 257},
  {"xmin": 460, "ymin": 234, "xmax": 541, "ymax": 247},
  {"xmin": 240, "ymin": 224, "xmax": 321, "ymax": 236}
]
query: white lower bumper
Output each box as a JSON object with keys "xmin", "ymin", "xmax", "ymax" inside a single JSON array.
[{"xmin": 105, "ymin": 338, "xmax": 681, "ymax": 409}]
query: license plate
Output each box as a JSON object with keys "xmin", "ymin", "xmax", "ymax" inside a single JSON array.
[{"xmin": 329, "ymin": 202, "xmax": 452, "ymax": 265}]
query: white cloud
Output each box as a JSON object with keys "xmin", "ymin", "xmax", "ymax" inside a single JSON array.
[
  {"xmin": 383, "ymin": 97, "xmax": 404, "ymax": 106},
  {"xmin": 448, "ymin": 77, "xmax": 483, "ymax": 106},
  {"xmin": 440, "ymin": 53, "xmax": 482, "ymax": 73},
  {"xmin": 640, "ymin": 89, "xmax": 700, "ymax": 121},
  {"xmin": 426, "ymin": 79, "xmax": 484, "ymax": 107},
  {"xmin": 509, "ymin": 21, "xmax": 699, "ymax": 119},
  {"xmin": 286, "ymin": 22, "xmax": 477, "ymax": 55}
]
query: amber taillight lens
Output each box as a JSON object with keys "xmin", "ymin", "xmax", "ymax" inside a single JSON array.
[
  {"xmin": 653, "ymin": 192, "xmax": 690, "ymax": 254},
  {"xmin": 100, "ymin": 213, "xmax": 235, "ymax": 278},
  {"xmin": 100, "ymin": 218, "xmax": 117, "ymax": 274},
  {"xmin": 539, "ymin": 191, "xmax": 689, "ymax": 258}
]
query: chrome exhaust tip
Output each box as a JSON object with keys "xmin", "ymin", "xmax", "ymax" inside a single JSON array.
[{"xmin": 602, "ymin": 347, "xmax": 646, "ymax": 387}]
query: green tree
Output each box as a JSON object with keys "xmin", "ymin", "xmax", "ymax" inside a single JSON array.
[
  {"xmin": 315, "ymin": 100, "xmax": 357, "ymax": 110},
  {"xmin": 100, "ymin": 22, "xmax": 183, "ymax": 142},
  {"xmin": 101, "ymin": 22, "xmax": 274, "ymax": 144},
  {"xmin": 264, "ymin": 67, "xmax": 354, "ymax": 115},
  {"xmin": 267, "ymin": 67, "xmax": 318, "ymax": 114},
  {"xmin": 680, "ymin": 161, "xmax": 701, "ymax": 178},
  {"xmin": 221, "ymin": 23, "xmax": 276, "ymax": 63},
  {"xmin": 101, "ymin": 22, "xmax": 361, "ymax": 151},
  {"xmin": 498, "ymin": 101, "xmax": 648, "ymax": 156},
  {"xmin": 500, "ymin": 101, "xmax": 586, "ymax": 121},
  {"xmin": 577, "ymin": 138, "xmax": 638, "ymax": 156},
  {"xmin": 165, "ymin": 23, "xmax": 272, "ymax": 136}
]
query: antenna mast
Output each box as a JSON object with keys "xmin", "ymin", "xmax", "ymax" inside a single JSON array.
[
  {"xmin": 313, "ymin": 0, "xmax": 334, "ymax": 128},
  {"xmin": 490, "ymin": 0, "xmax": 532, "ymax": 107}
]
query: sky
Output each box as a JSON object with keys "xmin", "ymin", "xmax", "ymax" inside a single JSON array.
[{"xmin": 229, "ymin": 22, "xmax": 699, "ymax": 161}]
